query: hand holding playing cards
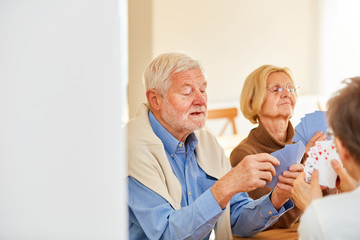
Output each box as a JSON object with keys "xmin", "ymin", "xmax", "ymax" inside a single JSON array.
[
  {"xmin": 304, "ymin": 140, "xmax": 342, "ymax": 188},
  {"xmin": 332, "ymin": 159, "xmax": 358, "ymax": 193},
  {"xmin": 292, "ymin": 170, "xmax": 323, "ymax": 212},
  {"xmin": 211, "ymin": 153, "xmax": 279, "ymax": 209},
  {"xmin": 271, "ymin": 163, "xmax": 304, "ymax": 210},
  {"xmin": 305, "ymin": 131, "xmax": 327, "ymax": 156}
]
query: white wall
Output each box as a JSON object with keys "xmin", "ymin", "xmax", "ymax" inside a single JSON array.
[
  {"xmin": 317, "ymin": 0, "xmax": 360, "ymax": 100},
  {"xmin": 0, "ymin": 0, "xmax": 126, "ymax": 239}
]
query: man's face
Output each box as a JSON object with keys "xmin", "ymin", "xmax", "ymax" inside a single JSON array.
[{"xmin": 159, "ymin": 67, "xmax": 207, "ymax": 140}]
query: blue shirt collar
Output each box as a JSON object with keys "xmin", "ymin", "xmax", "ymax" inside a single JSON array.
[{"xmin": 148, "ymin": 110, "xmax": 198, "ymax": 154}]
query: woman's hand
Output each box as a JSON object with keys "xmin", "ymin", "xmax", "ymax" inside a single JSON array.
[{"xmin": 305, "ymin": 131, "xmax": 327, "ymax": 154}]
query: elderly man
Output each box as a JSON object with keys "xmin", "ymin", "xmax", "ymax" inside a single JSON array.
[
  {"xmin": 292, "ymin": 77, "xmax": 360, "ymax": 240},
  {"xmin": 127, "ymin": 52, "xmax": 303, "ymax": 239}
]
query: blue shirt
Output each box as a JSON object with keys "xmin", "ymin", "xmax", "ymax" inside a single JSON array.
[{"xmin": 128, "ymin": 111, "xmax": 293, "ymax": 239}]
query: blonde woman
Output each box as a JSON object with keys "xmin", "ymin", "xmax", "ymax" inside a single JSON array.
[{"xmin": 230, "ymin": 65, "xmax": 326, "ymax": 229}]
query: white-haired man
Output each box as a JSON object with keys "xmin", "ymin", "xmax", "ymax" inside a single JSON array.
[{"xmin": 127, "ymin": 52, "xmax": 303, "ymax": 239}]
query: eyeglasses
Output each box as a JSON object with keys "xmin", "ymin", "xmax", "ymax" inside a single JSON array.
[
  {"xmin": 267, "ymin": 83, "xmax": 299, "ymax": 94},
  {"xmin": 326, "ymin": 128, "xmax": 335, "ymax": 141}
]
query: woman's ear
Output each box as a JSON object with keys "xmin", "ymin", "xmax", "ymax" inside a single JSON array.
[{"xmin": 146, "ymin": 89, "xmax": 162, "ymax": 111}]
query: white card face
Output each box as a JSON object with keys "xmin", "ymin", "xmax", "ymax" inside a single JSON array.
[{"xmin": 304, "ymin": 140, "xmax": 342, "ymax": 188}]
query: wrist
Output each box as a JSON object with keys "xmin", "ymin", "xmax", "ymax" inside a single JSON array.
[
  {"xmin": 270, "ymin": 191, "xmax": 287, "ymax": 211},
  {"xmin": 211, "ymin": 177, "xmax": 235, "ymax": 209}
]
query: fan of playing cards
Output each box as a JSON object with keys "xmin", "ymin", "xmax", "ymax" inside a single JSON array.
[
  {"xmin": 266, "ymin": 141, "xmax": 306, "ymax": 189},
  {"xmin": 305, "ymin": 140, "xmax": 342, "ymax": 188},
  {"xmin": 293, "ymin": 110, "xmax": 343, "ymax": 188},
  {"xmin": 292, "ymin": 110, "xmax": 330, "ymax": 146}
]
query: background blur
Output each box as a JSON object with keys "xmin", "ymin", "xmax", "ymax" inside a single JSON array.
[{"xmin": 128, "ymin": 0, "xmax": 360, "ymax": 137}]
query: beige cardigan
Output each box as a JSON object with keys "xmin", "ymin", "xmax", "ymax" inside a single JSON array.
[{"xmin": 127, "ymin": 104, "xmax": 232, "ymax": 239}]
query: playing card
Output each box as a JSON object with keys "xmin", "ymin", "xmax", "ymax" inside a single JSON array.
[
  {"xmin": 293, "ymin": 110, "xmax": 330, "ymax": 146},
  {"xmin": 304, "ymin": 140, "xmax": 342, "ymax": 188},
  {"xmin": 306, "ymin": 111, "xmax": 329, "ymax": 142},
  {"xmin": 293, "ymin": 122, "xmax": 307, "ymax": 146},
  {"xmin": 266, "ymin": 142, "xmax": 306, "ymax": 189}
]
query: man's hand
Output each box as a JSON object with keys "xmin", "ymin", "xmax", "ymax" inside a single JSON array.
[
  {"xmin": 271, "ymin": 163, "xmax": 304, "ymax": 210},
  {"xmin": 291, "ymin": 170, "xmax": 323, "ymax": 212},
  {"xmin": 211, "ymin": 153, "xmax": 279, "ymax": 209},
  {"xmin": 332, "ymin": 159, "xmax": 358, "ymax": 193}
]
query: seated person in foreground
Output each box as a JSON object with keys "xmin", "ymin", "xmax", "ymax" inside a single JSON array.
[
  {"xmin": 292, "ymin": 77, "xmax": 360, "ymax": 240},
  {"xmin": 126, "ymin": 53, "xmax": 304, "ymax": 239},
  {"xmin": 230, "ymin": 65, "xmax": 326, "ymax": 229}
]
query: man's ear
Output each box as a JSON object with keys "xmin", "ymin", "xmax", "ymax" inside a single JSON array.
[
  {"xmin": 335, "ymin": 137, "xmax": 351, "ymax": 163},
  {"xmin": 146, "ymin": 89, "xmax": 162, "ymax": 111}
]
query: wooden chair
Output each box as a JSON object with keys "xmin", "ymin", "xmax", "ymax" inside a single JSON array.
[{"xmin": 207, "ymin": 107, "xmax": 238, "ymax": 136}]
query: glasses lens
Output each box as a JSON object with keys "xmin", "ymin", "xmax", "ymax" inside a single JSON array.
[
  {"xmin": 269, "ymin": 84, "xmax": 282, "ymax": 93},
  {"xmin": 287, "ymin": 84, "xmax": 296, "ymax": 92},
  {"xmin": 326, "ymin": 128, "xmax": 334, "ymax": 140}
]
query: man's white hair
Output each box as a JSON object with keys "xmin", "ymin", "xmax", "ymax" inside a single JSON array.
[{"xmin": 143, "ymin": 52, "xmax": 205, "ymax": 96}]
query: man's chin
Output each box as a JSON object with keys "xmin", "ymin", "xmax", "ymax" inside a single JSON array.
[{"xmin": 188, "ymin": 122, "xmax": 205, "ymax": 131}]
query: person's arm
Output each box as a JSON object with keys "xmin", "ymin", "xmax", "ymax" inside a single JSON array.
[
  {"xmin": 230, "ymin": 191, "xmax": 293, "ymax": 237},
  {"xmin": 128, "ymin": 177, "xmax": 223, "ymax": 240}
]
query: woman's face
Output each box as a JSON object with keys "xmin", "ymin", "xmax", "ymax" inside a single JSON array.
[{"xmin": 258, "ymin": 71, "xmax": 297, "ymax": 121}]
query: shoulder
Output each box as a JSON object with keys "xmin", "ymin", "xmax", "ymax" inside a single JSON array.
[
  {"xmin": 126, "ymin": 104, "xmax": 162, "ymax": 150},
  {"xmin": 195, "ymin": 128, "xmax": 231, "ymax": 178},
  {"xmin": 229, "ymin": 137, "xmax": 258, "ymax": 167},
  {"xmin": 194, "ymin": 129, "xmax": 222, "ymax": 152},
  {"xmin": 298, "ymin": 203, "xmax": 323, "ymax": 240},
  {"xmin": 299, "ymin": 188, "xmax": 360, "ymax": 240}
]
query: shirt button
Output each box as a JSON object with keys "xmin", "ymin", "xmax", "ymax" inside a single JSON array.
[
  {"xmin": 268, "ymin": 211, "xmax": 273, "ymax": 215},
  {"xmin": 178, "ymin": 143, "xmax": 183, "ymax": 147},
  {"xmin": 189, "ymin": 192, "xmax": 191, "ymax": 196},
  {"xmin": 170, "ymin": 154, "xmax": 174, "ymax": 157}
]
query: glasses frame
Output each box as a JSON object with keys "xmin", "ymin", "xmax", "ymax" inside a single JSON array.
[
  {"xmin": 266, "ymin": 83, "xmax": 299, "ymax": 94},
  {"xmin": 326, "ymin": 128, "xmax": 335, "ymax": 141}
]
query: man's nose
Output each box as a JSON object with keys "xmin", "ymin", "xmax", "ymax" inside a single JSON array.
[{"xmin": 194, "ymin": 90, "xmax": 207, "ymax": 104}]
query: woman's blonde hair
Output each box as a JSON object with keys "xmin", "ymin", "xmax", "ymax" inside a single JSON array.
[{"xmin": 240, "ymin": 65, "xmax": 295, "ymax": 124}]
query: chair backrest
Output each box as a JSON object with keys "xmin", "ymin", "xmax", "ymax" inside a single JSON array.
[{"xmin": 207, "ymin": 107, "xmax": 238, "ymax": 136}]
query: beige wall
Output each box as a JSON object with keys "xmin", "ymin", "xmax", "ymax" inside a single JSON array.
[
  {"xmin": 128, "ymin": 0, "xmax": 319, "ymax": 134},
  {"xmin": 128, "ymin": 0, "xmax": 152, "ymax": 117}
]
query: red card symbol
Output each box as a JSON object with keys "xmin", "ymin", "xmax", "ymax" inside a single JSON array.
[
  {"xmin": 318, "ymin": 152, "xmax": 322, "ymax": 155},
  {"xmin": 332, "ymin": 146, "xmax": 335, "ymax": 150}
]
